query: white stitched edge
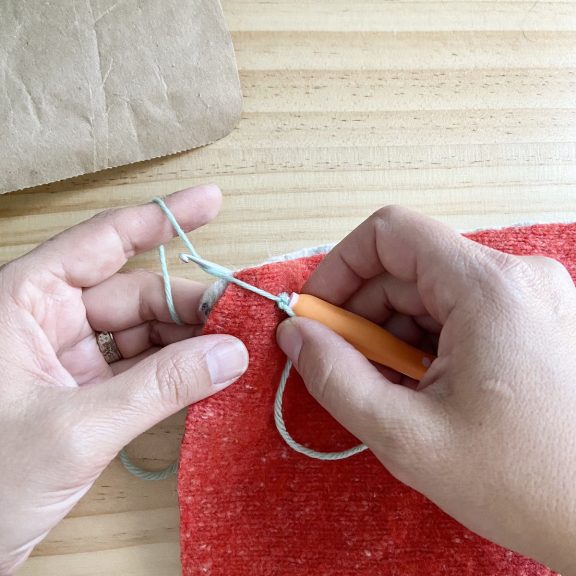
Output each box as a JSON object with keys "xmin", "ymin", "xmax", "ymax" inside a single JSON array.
[{"xmin": 198, "ymin": 220, "xmax": 576, "ymax": 318}]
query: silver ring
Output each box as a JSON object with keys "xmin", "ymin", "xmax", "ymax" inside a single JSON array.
[{"xmin": 96, "ymin": 331, "xmax": 123, "ymax": 364}]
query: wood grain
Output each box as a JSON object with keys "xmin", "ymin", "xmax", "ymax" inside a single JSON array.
[{"xmin": 1, "ymin": 1, "xmax": 575, "ymax": 574}]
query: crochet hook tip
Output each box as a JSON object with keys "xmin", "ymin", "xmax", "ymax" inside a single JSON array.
[{"xmin": 179, "ymin": 252, "xmax": 235, "ymax": 279}]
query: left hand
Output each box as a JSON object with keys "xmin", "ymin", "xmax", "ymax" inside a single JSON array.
[{"xmin": 0, "ymin": 185, "xmax": 248, "ymax": 574}]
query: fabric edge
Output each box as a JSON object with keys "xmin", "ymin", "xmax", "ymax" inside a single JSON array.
[{"xmin": 198, "ymin": 220, "xmax": 576, "ymax": 319}]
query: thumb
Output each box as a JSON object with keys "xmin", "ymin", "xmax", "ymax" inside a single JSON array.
[
  {"xmin": 83, "ymin": 335, "xmax": 248, "ymax": 453},
  {"xmin": 276, "ymin": 317, "xmax": 442, "ymax": 464}
]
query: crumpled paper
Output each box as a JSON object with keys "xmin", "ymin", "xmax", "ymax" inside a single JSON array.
[{"xmin": 0, "ymin": 0, "xmax": 242, "ymax": 194}]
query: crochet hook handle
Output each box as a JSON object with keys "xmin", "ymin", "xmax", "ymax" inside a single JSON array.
[{"xmin": 288, "ymin": 293, "xmax": 435, "ymax": 381}]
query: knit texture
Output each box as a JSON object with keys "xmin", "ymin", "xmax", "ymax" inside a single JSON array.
[{"xmin": 179, "ymin": 222, "xmax": 576, "ymax": 575}]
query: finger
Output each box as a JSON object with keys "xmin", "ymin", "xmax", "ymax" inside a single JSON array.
[
  {"xmin": 276, "ymin": 317, "xmax": 444, "ymax": 466},
  {"xmin": 373, "ymin": 364, "xmax": 419, "ymax": 389},
  {"xmin": 304, "ymin": 205, "xmax": 508, "ymax": 324},
  {"xmin": 342, "ymin": 273, "xmax": 441, "ymax": 336},
  {"xmin": 113, "ymin": 322, "xmax": 202, "ymax": 359},
  {"xmin": 21, "ymin": 184, "xmax": 222, "ymax": 288},
  {"xmin": 79, "ymin": 335, "xmax": 249, "ymax": 453},
  {"xmin": 381, "ymin": 313, "xmax": 424, "ymax": 347},
  {"xmin": 84, "ymin": 270, "xmax": 207, "ymax": 331},
  {"xmin": 372, "ymin": 314, "xmax": 438, "ymax": 386},
  {"xmin": 414, "ymin": 314, "xmax": 443, "ymax": 335},
  {"xmin": 343, "ymin": 273, "xmax": 426, "ymax": 324},
  {"xmin": 109, "ymin": 347, "xmax": 159, "ymax": 376}
]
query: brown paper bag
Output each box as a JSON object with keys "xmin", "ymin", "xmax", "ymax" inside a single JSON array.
[{"xmin": 0, "ymin": 0, "xmax": 242, "ymax": 194}]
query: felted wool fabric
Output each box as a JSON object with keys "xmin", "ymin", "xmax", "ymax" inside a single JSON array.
[{"xmin": 179, "ymin": 222, "xmax": 576, "ymax": 576}]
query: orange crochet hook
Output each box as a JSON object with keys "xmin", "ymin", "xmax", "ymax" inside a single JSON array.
[{"xmin": 288, "ymin": 293, "xmax": 435, "ymax": 381}]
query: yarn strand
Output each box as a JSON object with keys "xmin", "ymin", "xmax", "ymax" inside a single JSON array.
[
  {"xmin": 119, "ymin": 449, "xmax": 179, "ymax": 481},
  {"xmin": 159, "ymin": 244, "xmax": 183, "ymax": 325},
  {"xmin": 274, "ymin": 360, "xmax": 368, "ymax": 460}
]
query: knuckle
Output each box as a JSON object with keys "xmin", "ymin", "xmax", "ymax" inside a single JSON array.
[
  {"xmin": 0, "ymin": 259, "xmax": 14, "ymax": 278},
  {"xmin": 299, "ymin": 348, "xmax": 338, "ymax": 406},
  {"xmin": 373, "ymin": 204, "xmax": 405, "ymax": 226},
  {"xmin": 148, "ymin": 320, "xmax": 162, "ymax": 345},
  {"xmin": 473, "ymin": 250, "xmax": 535, "ymax": 299},
  {"xmin": 154, "ymin": 352, "xmax": 203, "ymax": 408},
  {"xmin": 0, "ymin": 257, "xmax": 28, "ymax": 285},
  {"xmin": 483, "ymin": 249, "xmax": 528, "ymax": 279},
  {"xmin": 533, "ymin": 256, "xmax": 571, "ymax": 282},
  {"xmin": 1, "ymin": 261, "xmax": 42, "ymax": 309},
  {"xmin": 120, "ymin": 269, "xmax": 161, "ymax": 320},
  {"xmin": 526, "ymin": 257, "xmax": 574, "ymax": 313},
  {"xmin": 91, "ymin": 207, "xmax": 120, "ymax": 223},
  {"xmin": 482, "ymin": 252, "xmax": 570, "ymax": 304},
  {"xmin": 0, "ymin": 260, "xmax": 19, "ymax": 292}
]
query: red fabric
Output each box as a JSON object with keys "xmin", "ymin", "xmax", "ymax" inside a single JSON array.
[{"xmin": 179, "ymin": 222, "xmax": 576, "ymax": 575}]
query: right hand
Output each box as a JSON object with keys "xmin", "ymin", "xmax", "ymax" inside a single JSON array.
[{"xmin": 277, "ymin": 206, "xmax": 576, "ymax": 574}]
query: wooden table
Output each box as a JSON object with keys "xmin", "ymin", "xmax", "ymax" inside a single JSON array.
[{"xmin": 1, "ymin": 1, "xmax": 575, "ymax": 574}]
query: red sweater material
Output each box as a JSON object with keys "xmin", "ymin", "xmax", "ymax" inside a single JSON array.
[{"xmin": 179, "ymin": 223, "xmax": 576, "ymax": 575}]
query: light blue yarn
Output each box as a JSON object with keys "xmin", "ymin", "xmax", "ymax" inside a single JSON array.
[
  {"xmin": 159, "ymin": 244, "xmax": 183, "ymax": 325},
  {"xmin": 117, "ymin": 244, "xmax": 185, "ymax": 479},
  {"xmin": 119, "ymin": 197, "xmax": 366, "ymax": 481},
  {"xmin": 154, "ymin": 196, "xmax": 294, "ymax": 316},
  {"xmin": 179, "ymin": 253, "xmax": 294, "ymax": 317},
  {"xmin": 119, "ymin": 448, "xmax": 178, "ymax": 480},
  {"xmin": 274, "ymin": 360, "xmax": 368, "ymax": 460}
]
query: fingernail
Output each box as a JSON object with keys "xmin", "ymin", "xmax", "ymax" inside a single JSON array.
[
  {"xmin": 276, "ymin": 320, "xmax": 303, "ymax": 363},
  {"xmin": 206, "ymin": 338, "xmax": 249, "ymax": 387}
]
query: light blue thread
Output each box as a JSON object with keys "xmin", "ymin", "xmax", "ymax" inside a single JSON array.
[
  {"xmin": 119, "ymin": 448, "xmax": 178, "ymax": 480},
  {"xmin": 159, "ymin": 245, "xmax": 183, "ymax": 325},
  {"xmin": 119, "ymin": 197, "xmax": 365, "ymax": 480},
  {"xmin": 273, "ymin": 360, "xmax": 368, "ymax": 460},
  {"xmin": 155, "ymin": 196, "xmax": 295, "ymax": 315},
  {"xmin": 179, "ymin": 253, "xmax": 294, "ymax": 317}
]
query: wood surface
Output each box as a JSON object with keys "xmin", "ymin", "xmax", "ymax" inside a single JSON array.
[{"xmin": 1, "ymin": 1, "xmax": 575, "ymax": 574}]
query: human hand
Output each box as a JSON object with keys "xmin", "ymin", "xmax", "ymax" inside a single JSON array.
[
  {"xmin": 277, "ymin": 206, "xmax": 576, "ymax": 574},
  {"xmin": 0, "ymin": 185, "xmax": 248, "ymax": 575}
]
